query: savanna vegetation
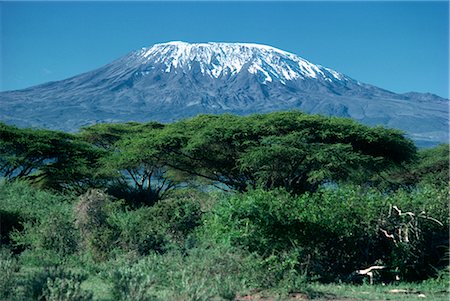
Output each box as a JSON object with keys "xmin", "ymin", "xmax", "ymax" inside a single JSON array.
[{"xmin": 0, "ymin": 111, "xmax": 448, "ymax": 300}]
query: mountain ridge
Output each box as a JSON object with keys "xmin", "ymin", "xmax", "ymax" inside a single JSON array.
[{"xmin": 1, "ymin": 41, "xmax": 448, "ymax": 147}]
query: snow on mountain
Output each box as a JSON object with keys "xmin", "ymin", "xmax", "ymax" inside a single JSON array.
[
  {"xmin": 0, "ymin": 41, "xmax": 448, "ymax": 147},
  {"xmin": 134, "ymin": 41, "xmax": 348, "ymax": 84}
]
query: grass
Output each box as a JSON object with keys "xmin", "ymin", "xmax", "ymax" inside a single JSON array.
[
  {"xmin": 78, "ymin": 275, "xmax": 449, "ymax": 301},
  {"xmin": 309, "ymin": 281, "xmax": 449, "ymax": 301}
]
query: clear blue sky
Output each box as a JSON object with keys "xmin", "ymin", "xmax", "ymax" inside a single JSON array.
[{"xmin": 1, "ymin": 1, "xmax": 449, "ymax": 98}]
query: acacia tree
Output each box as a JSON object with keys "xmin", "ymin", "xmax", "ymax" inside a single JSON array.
[
  {"xmin": 147, "ymin": 112, "xmax": 416, "ymax": 193},
  {"xmin": 412, "ymin": 144, "xmax": 449, "ymax": 186},
  {"xmin": 1, "ymin": 123, "xmax": 55, "ymax": 180},
  {"xmin": 78, "ymin": 121, "xmax": 164, "ymax": 149},
  {"xmin": 238, "ymin": 113, "xmax": 417, "ymax": 193},
  {"xmin": 83, "ymin": 123, "xmax": 179, "ymax": 206},
  {"xmin": 103, "ymin": 137, "xmax": 177, "ymax": 206},
  {"xmin": 149, "ymin": 114, "xmax": 258, "ymax": 191},
  {"xmin": 0, "ymin": 122, "xmax": 104, "ymax": 191},
  {"xmin": 239, "ymin": 134, "xmax": 368, "ymax": 193},
  {"xmin": 385, "ymin": 143, "xmax": 449, "ymax": 188}
]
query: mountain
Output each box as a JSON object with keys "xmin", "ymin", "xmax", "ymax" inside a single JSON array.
[{"xmin": 1, "ymin": 41, "xmax": 448, "ymax": 147}]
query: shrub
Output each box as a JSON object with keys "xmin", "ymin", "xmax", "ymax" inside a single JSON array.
[
  {"xmin": 380, "ymin": 185, "xmax": 449, "ymax": 280},
  {"xmin": 0, "ymin": 181, "xmax": 79, "ymax": 260},
  {"xmin": 16, "ymin": 266, "xmax": 91, "ymax": 301},
  {"xmin": 146, "ymin": 195, "xmax": 202, "ymax": 245},
  {"xmin": 0, "ymin": 248, "xmax": 20, "ymax": 300},
  {"xmin": 110, "ymin": 265, "xmax": 161, "ymax": 301},
  {"xmin": 73, "ymin": 189, "xmax": 203, "ymax": 259},
  {"xmin": 11, "ymin": 209, "xmax": 78, "ymax": 258},
  {"xmin": 109, "ymin": 192, "xmax": 204, "ymax": 255},
  {"xmin": 109, "ymin": 245, "xmax": 269, "ymax": 301},
  {"xmin": 108, "ymin": 207, "xmax": 166, "ymax": 256},
  {"xmin": 74, "ymin": 189, "xmax": 118, "ymax": 261},
  {"xmin": 0, "ymin": 180, "xmax": 73, "ymax": 222},
  {"xmin": 43, "ymin": 277, "xmax": 93, "ymax": 301},
  {"xmin": 200, "ymin": 185, "xmax": 448, "ymax": 281},
  {"xmin": 0, "ymin": 209, "xmax": 22, "ymax": 246}
]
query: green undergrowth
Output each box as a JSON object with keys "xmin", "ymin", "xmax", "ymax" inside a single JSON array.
[
  {"xmin": 0, "ymin": 179, "xmax": 448, "ymax": 301},
  {"xmin": 310, "ymin": 280, "xmax": 449, "ymax": 301}
]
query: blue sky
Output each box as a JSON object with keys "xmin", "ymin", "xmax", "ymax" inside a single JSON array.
[{"xmin": 1, "ymin": 1, "xmax": 449, "ymax": 98}]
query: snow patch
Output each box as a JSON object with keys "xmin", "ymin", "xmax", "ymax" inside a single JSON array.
[{"xmin": 138, "ymin": 41, "xmax": 347, "ymax": 85}]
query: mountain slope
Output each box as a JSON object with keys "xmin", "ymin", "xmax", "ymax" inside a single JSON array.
[{"xmin": 1, "ymin": 41, "xmax": 448, "ymax": 147}]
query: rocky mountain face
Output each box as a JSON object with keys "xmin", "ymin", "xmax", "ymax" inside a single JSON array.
[{"xmin": 1, "ymin": 41, "xmax": 448, "ymax": 147}]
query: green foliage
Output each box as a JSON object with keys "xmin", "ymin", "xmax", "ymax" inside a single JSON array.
[
  {"xmin": 43, "ymin": 277, "xmax": 93, "ymax": 301},
  {"xmin": 378, "ymin": 185, "xmax": 449, "ymax": 280},
  {"xmin": 201, "ymin": 185, "xmax": 448, "ymax": 281},
  {"xmin": 1, "ymin": 113, "xmax": 446, "ymax": 299},
  {"xmin": 0, "ymin": 248, "xmax": 20, "ymax": 300},
  {"xmin": 107, "ymin": 244, "xmax": 312, "ymax": 301},
  {"xmin": 74, "ymin": 189, "xmax": 118, "ymax": 261},
  {"xmin": 82, "ymin": 122, "xmax": 178, "ymax": 206},
  {"xmin": 415, "ymin": 144, "xmax": 449, "ymax": 186},
  {"xmin": 310, "ymin": 281, "xmax": 449, "ymax": 301},
  {"xmin": 19, "ymin": 249, "xmax": 70, "ymax": 269},
  {"xmin": 17, "ymin": 266, "xmax": 91, "ymax": 301},
  {"xmin": 239, "ymin": 135, "xmax": 367, "ymax": 192},
  {"xmin": 110, "ymin": 262, "xmax": 160, "ymax": 301},
  {"xmin": 109, "ymin": 191, "xmax": 204, "ymax": 255},
  {"xmin": 0, "ymin": 180, "xmax": 72, "ymax": 220},
  {"xmin": 72, "ymin": 188, "xmax": 203, "ymax": 259},
  {"xmin": 0, "ymin": 181, "xmax": 77, "ymax": 257},
  {"xmin": 11, "ymin": 209, "xmax": 78, "ymax": 258},
  {"xmin": 2, "ymin": 112, "xmax": 417, "ymax": 196},
  {"xmin": 108, "ymin": 206, "xmax": 167, "ymax": 256},
  {"xmin": 0, "ymin": 123, "xmax": 105, "ymax": 192},
  {"xmin": 0, "ymin": 208, "xmax": 22, "ymax": 245},
  {"xmin": 387, "ymin": 144, "xmax": 449, "ymax": 188},
  {"xmin": 146, "ymin": 195, "xmax": 203, "ymax": 245},
  {"xmin": 109, "ymin": 246, "xmax": 264, "ymax": 301},
  {"xmin": 78, "ymin": 121, "xmax": 164, "ymax": 149},
  {"xmin": 0, "ymin": 122, "xmax": 58, "ymax": 180},
  {"xmin": 145, "ymin": 112, "xmax": 416, "ymax": 193}
]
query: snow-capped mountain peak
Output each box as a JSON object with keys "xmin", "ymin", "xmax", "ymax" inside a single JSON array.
[{"xmin": 134, "ymin": 41, "xmax": 347, "ymax": 84}]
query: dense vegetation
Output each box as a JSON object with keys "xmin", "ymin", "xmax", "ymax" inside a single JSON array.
[{"xmin": 0, "ymin": 112, "xmax": 448, "ymax": 300}]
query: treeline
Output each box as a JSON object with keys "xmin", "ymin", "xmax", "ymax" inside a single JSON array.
[
  {"xmin": 0, "ymin": 112, "xmax": 448, "ymax": 300},
  {"xmin": 2, "ymin": 111, "xmax": 442, "ymax": 200}
]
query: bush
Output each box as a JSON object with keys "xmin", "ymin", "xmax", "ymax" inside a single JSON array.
[
  {"xmin": 43, "ymin": 277, "xmax": 93, "ymax": 301},
  {"xmin": 380, "ymin": 185, "xmax": 449, "ymax": 280},
  {"xmin": 73, "ymin": 189, "xmax": 203, "ymax": 259},
  {"xmin": 201, "ymin": 189, "xmax": 338, "ymax": 279},
  {"xmin": 145, "ymin": 195, "xmax": 203, "ymax": 246},
  {"xmin": 11, "ymin": 209, "xmax": 78, "ymax": 258},
  {"xmin": 0, "ymin": 248, "xmax": 20, "ymax": 300},
  {"xmin": 0, "ymin": 180, "xmax": 73, "ymax": 220},
  {"xmin": 109, "ymin": 246, "xmax": 266, "ymax": 301},
  {"xmin": 109, "ymin": 192, "xmax": 204, "ymax": 256},
  {"xmin": 110, "ymin": 263, "xmax": 160, "ymax": 301},
  {"xmin": 15, "ymin": 266, "xmax": 91, "ymax": 301},
  {"xmin": 0, "ymin": 180, "xmax": 79, "ymax": 260},
  {"xmin": 108, "ymin": 207, "xmax": 166, "ymax": 256},
  {"xmin": 200, "ymin": 185, "xmax": 448, "ymax": 282},
  {"xmin": 74, "ymin": 189, "xmax": 118, "ymax": 261},
  {"xmin": 0, "ymin": 209, "xmax": 22, "ymax": 246}
]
